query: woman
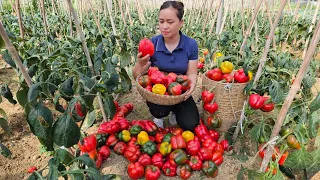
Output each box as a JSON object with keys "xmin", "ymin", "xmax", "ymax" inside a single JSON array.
[{"xmin": 133, "ymin": 1, "xmax": 199, "ymax": 131}]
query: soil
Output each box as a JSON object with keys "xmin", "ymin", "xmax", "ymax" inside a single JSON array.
[{"xmin": 0, "ymin": 58, "xmax": 319, "ymax": 180}]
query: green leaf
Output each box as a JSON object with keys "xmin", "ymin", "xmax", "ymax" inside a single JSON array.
[
  {"xmin": 66, "ymin": 168, "xmax": 101, "ymax": 180},
  {"xmin": 28, "ymin": 83, "xmax": 41, "ymax": 102},
  {"xmin": 0, "ymin": 84, "xmax": 17, "ymax": 104},
  {"xmin": 269, "ymin": 80, "xmax": 283, "ymax": 103},
  {"xmin": 310, "ymin": 148, "xmax": 320, "ymax": 168},
  {"xmin": 55, "ymin": 148, "xmax": 74, "ymax": 165},
  {"xmin": 79, "ymin": 74, "xmax": 96, "ymax": 92},
  {"xmin": 68, "ymin": 154, "xmax": 96, "ymax": 168},
  {"xmin": 38, "ymin": 136, "xmax": 54, "ymax": 151},
  {"xmin": 284, "ymin": 147, "xmax": 313, "ymax": 169},
  {"xmin": 237, "ymin": 166, "xmax": 247, "ymax": 180},
  {"xmin": 310, "ymin": 93, "xmax": 320, "ymax": 113},
  {"xmin": 247, "ymin": 169, "xmax": 264, "ymax": 180},
  {"xmin": 59, "ymin": 77, "xmax": 74, "ymax": 101},
  {"xmin": 308, "ymin": 112, "xmax": 320, "ymax": 138},
  {"xmin": 27, "ymin": 103, "xmax": 53, "ymax": 139},
  {"xmin": 82, "ymin": 110, "xmax": 96, "ymax": 130},
  {"xmin": 250, "ymin": 123, "xmax": 263, "ymax": 142},
  {"xmin": 48, "ymin": 158, "xmax": 59, "ymax": 180},
  {"xmin": 102, "ymin": 174, "xmax": 123, "ymax": 180},
  {"xmin": 94, "ymin": 42, "xmax": 104, "ymax": 72},
  {"xmin": 52, "ymin": 113, "xmax": 80, "ymax": 148},
  {"xmin": 53, "ymin": 94, "xmax": 65, "ymax": 113},
  {"xmin": 315, "ymin": 129, "xmax": 320, "ymax": 147},
  {"xmin": 2, "ymin": 50, "xmax": 16, "ymax": 69},
  {"xmin": 120, "ymin": 51, "xmax": 131, "ymax": 68},
  {"xmin": 0, "ymin": 117, "xmax": 10, "ymax": 133},
  {"xmin": 68, "ymin": 162, "xmax": 84, "ymax": 180},
  {"xmin": 0, "ymin": 142, "xmax": 12, "ymax": 158},
  {"xmin": 17, "ymin": 87, "xmax": 29, "ymax": 107},
  {"xmin": 103, "ymin": 94, "xmax": 116, "ymax": 119},
  {"xmin": 105, "ymin": 73, "xmax": 119, "ymax": 93},
  {"xmin": 119, "ymin": 68, "xmax": 132, "ymax": 93}
]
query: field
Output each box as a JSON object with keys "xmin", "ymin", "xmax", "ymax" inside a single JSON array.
[{"xmin": 0, "ymin": 0, "xmax": 320, "ymax": 179}]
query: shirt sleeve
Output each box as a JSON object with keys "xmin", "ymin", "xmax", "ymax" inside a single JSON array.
[{"xmin": 189, "ymin": 39, "xmax": 198, "ymax": 61}]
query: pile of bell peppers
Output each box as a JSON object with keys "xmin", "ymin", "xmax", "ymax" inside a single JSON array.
[{"xmin": 76, "ymin": 100, "xmax": 235, "ymax": 179}]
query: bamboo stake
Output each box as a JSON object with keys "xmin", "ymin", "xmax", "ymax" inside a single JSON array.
[
  {"xmin": 302, "ymin": 0, "xmax": 319, "ymax": 58},
  {"xmin": 264, "ymin": 0, "xmax": 276, "ymax": 50},
  {"xmin": 233, "ymin": 0, "xmax": 288, "ymax": 143},
  {"xmin": 117, "ymin": 0, "xmax": 132, "ymax": 43},
  {"xmin": 106, "ymin": 0, "xmax": 117, "ymax": 36},
  {"xmin": 208, "ymin": 0, "xmax": 223, "ymax": 35},
  {"xmin": 125, "ymin": 0, "xmax": 133, "ymax": 26},
  {"xmin": 66, "ymin": 0, "xmax": 108, "ymax": 123},
  {"xmin": 241, "ymin": 0, "xmax": 245, "ymax": 35},
  {"xmin": 0, "ymin": 21, "xmax": 32, "ymax": 87},
  {"xmin": 293, "ymin": 0, "xmax": 301, "ymax": 22},
  {"xmin": 202, "ymin": 0, "xmax": 215, "ymax": 33},
  {"xmin": 240, "ymin": 0, "xmax": 264, "ymax": 52},
  {"xmin": 87, "ymin": 0, "xmax": 102, "ymax": 34},
  {"xmin": 219, "ymin": 4, "xmax": 229, "ymax": 34},
  {"xmin": 51, "ymin": 0, "xmax": 57, "ymax": 14},
  {"xmin": 15, "ymin": 0, "xmax": 24, "ymax": 39},
  {"xmin": 303, "ymin": 0, "xmax": 310, "ymax": 19},
  {"xmin": 261, "ymin": 20, "xmax": 320, "ymax": 172},
  {"xmin": 39, "ymin": 0, "xmax": 48, "ymax": 35},
  {"xmin": 195, "ymin": 0, "xmax": 206, "ymax": 25},
  {"xmin": 68, "ymin": 1, "xmax": 73, "ymax": 37},
  {"xmin": 215, "ymin": 0, "xmax": 224, "ymax": 34}
]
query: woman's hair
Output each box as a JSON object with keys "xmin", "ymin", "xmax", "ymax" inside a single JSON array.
[{"xmin": 160, "ymin": 1, "xmax": 184, "ymax": 21}]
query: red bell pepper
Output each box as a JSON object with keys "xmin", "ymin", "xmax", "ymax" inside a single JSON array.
[
  {"xmin": 127, "ymin": 162, "xmax": 144, "ymax": 180},
  {"xmin": 142, "ymin": 120, "xmax": 158, "ymax": 136},
  {"xmin": 27, "ymin": 166, "xmax": 37, "ymax": 173},
  {"xmin": 171, "ymin": 127, "xmax": 184, "ymax": 136},
  {"xmin": 169, "ymin": 149, "xmax": 188, "ymax": 165},
  {"xmin": 164, "ymin": 76, "xmax": 175, "ymax": 89},
  {"xmin": 208, "ymin": 68, "xmax": 223, "ymax": 81},
  {"xmin": 186, "ymin": 140, "xmax": 201, "ymax": 156},
  {"xmin": 127, "ymin": 137, "xmax": 137, "ymax": 147},
  {"xmin": 202, "ymin": 91, "xmax": 214, "ymax": 104},
  {"xmin": 145, "ymin": 165, "xmax": 161, "ymax": 180},
  {"xmin": 105, "ymin": 134, "xmax": 119, "ymax": 147},
  {"xmin": 155, "ymin": 132, "xmax": 166, "ymax": 144},
  {"xmin": 170, "ymin": 135, "xmax": 187, "ymax": 149},
  {"xmin": 189, "ymin": 155, "xmax": 202, "ymax": 171},
  {"xmin": 98, "ymin": 145, "xmax": 111, "ymax": 160},
  {"xmin": 168, "ymin": 82, "xmax": 182, "ymax": 95},
  {"xmin": 114, "ymin": 101, "xmax": 119, "ymax": 110},
  {"xmin": 145, "ymin": 85, "xmax": 152, "ymax": 92},
  {"xmin": 124, "ymin": 145, "xmax": 141, "ymax": 162},
  {"xmin": 209, "ymin": 130, "xmax": 219, "ymax": 142},
  {"xmin": 215, "ymin": 144, "xmax": 225, "ymax": 154},
  {"xmin": 200, "ymin": 134, "xmax": 212, "ymax": 143},
  {"xmin": 204, "ymin": 102, "xmax": 219, "ymax": 114},
  {"xmin": 95, "ymin": 153, "xmax": 103, "ymax": 168},
  {"xmin": 176, "ymin": 75, "xmax": 188, "ymax": 84},
  {"xmin": 113, "ymin": 142, "xmax": 127, "ymax": 155},
  {"xmin": 278, "ymin": 151, "xmax": 289, "ymax": 166},
  {"xmin": 148, "ymin": 67, "xmax": 159, "ymax": 77},
  {"xmin": 207, "ymin": 115, "xmax": 221, "ymax": 128},
  {"xmin": 198, "ymin": 148, "xmax": 213, "ymax": 161},
  {"xmin": 202, "ymin": 139, "xmax": 218, "ymax": 151},
  {"xmin": 137, "ymin": 154, "xmax": 152, "ymax": 167},
  {"xmin": 113, "ymin": 117, "xmax": 130, "ymax": 130},
  {"xmin": 177, "ymin": 164, "xmax": 192, "ymax": 179},
  {"xmin": 194, "ymin": 124, "xmax": 209, "ymax": 138},
  {"xmin": 220, "ymin": 139, "xmax": 231, "ymax": 151},
  {"xmin": 261, "ymin": 96, "xmax": 275, "ymax": 112},
  {"xmin": 180, "ymin": 79, "xmax": 191, "ymax": 92},
  {"xmin": 98, "ymin": 121, "xmax": 121, "ymax": 134},
  {"xmin": 78, "ymin": 134, "xmax": 97, "ymax": 152},
  {"xmin": 197, "ymin": 62, "xmax": 204, "ymax": 69},
  {"xmin": 149, "ymin": 136, "xmax": 155, "ymax": 142},
  {"xmin": 150, "ymin": 70, "xmax": 165, "ymax": 84},
  {"xmin": 222, "ymin": 73, "xmax": 233, "ymax": 83},
  {"xmin": 234, "ymin": 69, "xmax": 249, "ymax": 83},
  {"xmin": 151, "ymin": 153, "xmax": 164, "ymax": 169},
  {"xmin": 202, "ymin": 160, "xmax": 218, "ymax": 177},
  {"xmin": 138, "ymin": 75, "xmax": 152, "ymax": 88},
  {"xmin": 162, "ymin": 161, "xmax": 177, "ymax": 177},
  {"xmin": 114, "ymin": 106, "xmax": 129, "ymax": 117},
  {"xmin": 167, "ymin": 72, "xmax": 177, "ymax": 81},
  {"xmin": 249, "ymin": 94, "xmax": 266, "ymax": 109},
  {"xmin": 212, "ymin": 151, "xmax": 224, "ymax": 166}
]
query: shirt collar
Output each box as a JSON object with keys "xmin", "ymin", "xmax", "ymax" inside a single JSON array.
[{"xmin": 156, "ymin": 31, "xmax": 185, "ymax": 52}]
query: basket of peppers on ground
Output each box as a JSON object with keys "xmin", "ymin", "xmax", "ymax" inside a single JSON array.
[{"xmin": 77, "ymin": 101, "xmax": 232, "ymax": 179}]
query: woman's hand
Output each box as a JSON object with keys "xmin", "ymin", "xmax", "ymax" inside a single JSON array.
[
  {"xmin": 184, "ymin": 82, "xmax": 196, "ymax": 101},
  {"xmin": 133, "ymin": 53, "xmax": 152, "ymax": 79}
]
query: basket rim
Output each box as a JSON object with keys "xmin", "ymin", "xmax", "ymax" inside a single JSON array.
[{"xmin": 136, "ymin": 72, "xmax": 188, "ymax": 99}]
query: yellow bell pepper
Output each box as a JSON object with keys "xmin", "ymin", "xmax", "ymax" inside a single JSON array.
[
  {"xmin": 248, "ymin": 71, "xmax": 253, "ymax": 81},
  {"xmin": 220, "ymin": 61, "xmax": 234, "ymax": 74},
  {"xmin": 137, "ymin": 131, "xmax": 149, "ymax": 145},
  {"xmin": 159, "ymin": 142, "xmax": 172, "ymax": 156},
  {"xmin": 213, "ymin": 52, "xmax": 223, "ymax": 62},
  {"xmin": 182, "ymin": 130, "xmax": 195, "ymax": 142},
  {"xmin": 119, "ymin": 130, "xmax": 131, "ymax": 142},
  {"xmin": 152, "ymin": 84, "xmax": 166, "ymax": 95}
]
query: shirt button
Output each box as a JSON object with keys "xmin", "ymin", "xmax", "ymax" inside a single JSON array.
[{"xmin": 170, "ymin": 56, "xmax": 175, "ymax": 63}]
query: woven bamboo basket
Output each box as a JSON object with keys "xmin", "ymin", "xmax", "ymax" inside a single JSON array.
[
  {"xmin": 136, "ymin": 73, "xmax": 187, "ymax": 106},
  {"xmin": 202, "ymin": 72, "xmax": 248, "ymax": 132}
]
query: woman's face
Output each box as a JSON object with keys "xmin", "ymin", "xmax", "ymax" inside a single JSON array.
[{"xmin": 159, "ymin": 7, "xmax": 183, "ymax": 38}]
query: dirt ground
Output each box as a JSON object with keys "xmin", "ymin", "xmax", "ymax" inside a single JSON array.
[{"xmin": 0, "ymin": 59, "xmax": 319, "ymax": 179}]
